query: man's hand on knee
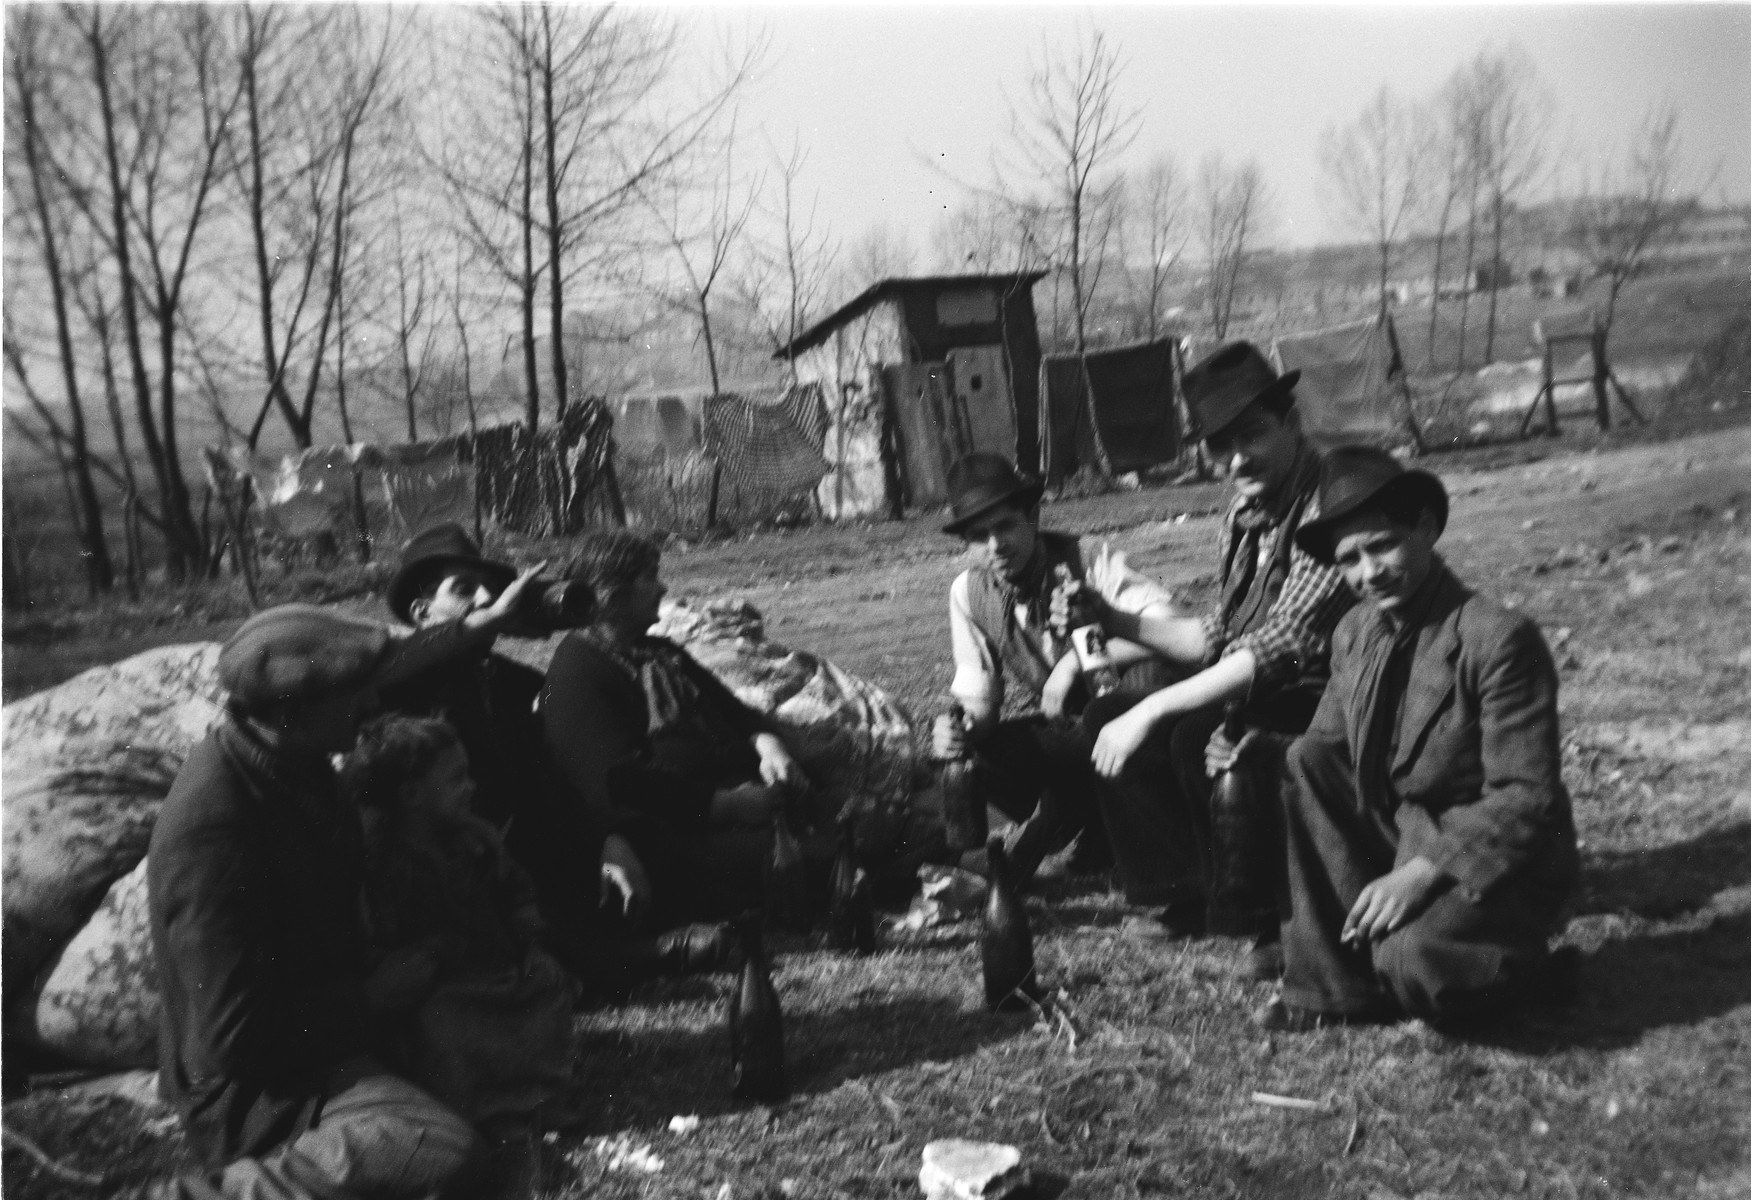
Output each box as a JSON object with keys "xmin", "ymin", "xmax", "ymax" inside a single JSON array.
[{"xmin": 1342, "ymin": 856, "xmax": 1446, "ymax": 945}]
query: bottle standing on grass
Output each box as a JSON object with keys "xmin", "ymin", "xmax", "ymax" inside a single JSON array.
[
  {"xmin": 765, "ymin": 812, "xmax": 812, "ymax": 935},
  {"xmin": 980, "ymin": 838, "xmax": 1039, "ymax": 1013},
  {"xmin": 827, "ymin": 815, "xmax": 877, "ymax": 955},
  {"xmin": 728, "ymin": 912, "xmax": 788, "ymax": 1104},
  {"xmin": 1209, "ymin": 704, "xmax": 1264, "ymax": 919},
  {"xmin": 936, "ymin": 702, "xmax": 986, "ymax": 851}
]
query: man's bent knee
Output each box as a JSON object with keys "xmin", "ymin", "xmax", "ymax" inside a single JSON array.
[{"xmin": 287, "ymin": 1073, "xmax": 478, "ymax": 1198}]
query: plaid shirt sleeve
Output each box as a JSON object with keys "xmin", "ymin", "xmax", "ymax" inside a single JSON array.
[{"xmin": 1202, "ymin": 494, "xmax": 1353, "ymax": 696}]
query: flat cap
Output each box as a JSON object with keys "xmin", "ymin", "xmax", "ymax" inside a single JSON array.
[{"xmin": 217, "ymin": 604, "xmax": 393, "ymax": 707}]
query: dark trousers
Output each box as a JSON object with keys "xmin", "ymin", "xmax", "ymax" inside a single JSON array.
[
  {"xmin": 970, "ymin": 698, "xmax": 1203, "ymax": 907},
  {"xmin": 1281, "ymin": 733, "xmax": 1566, "ymax": 1021},
  {"xmin": 165, "ymin": 1059, "xmax": 477, "ymax": 1200}
]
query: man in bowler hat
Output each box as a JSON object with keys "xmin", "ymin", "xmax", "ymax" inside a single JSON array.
[
  {"xmin": 1255, "ymin": 447, "xmax": 1577, "ymax": 1030},
  {"xmin": 933, "ymin": 452, "xmax": 1181, "ymax": 893},
  {"xmin": 1067, "ymin": 342, "xmax": 1353, "ymax": 976}
]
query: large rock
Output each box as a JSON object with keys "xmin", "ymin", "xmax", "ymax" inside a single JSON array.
[
  {"xmin": 2, "ymin": 602, "xmax": 920, "ymax": 1069},
  {"xmin": 2, "ymin": 644, "xmax": 224, "ymax": 995},
  {"xmin": 654, "ymin": 597, "xmax": 922, "ymax": 834},
  {"xmin": 30, "ymin": 858, "xmax": 159, "ymax": 1067}
]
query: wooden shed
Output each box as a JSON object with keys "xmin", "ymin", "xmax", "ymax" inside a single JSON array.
[{"xmin": 774, "ymin": 272, "xmax": 1047, "ymax": 520}]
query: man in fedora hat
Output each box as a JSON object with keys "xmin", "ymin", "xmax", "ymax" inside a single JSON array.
[
  {"xmin": 1254, "ymin": 446, "xmax": 1577, "ymax": 1030},
  {"xmin": 1066, "ymin": 341, "xmax": 1352, "ymax": 973},
  {"xmin": 386, "ymin": 524, "xmax": 729, "ymax": 1000},
  {"xmin": 933, "ymin": 452, "xmax": 1182, "ymax": 894},
  {"xmin": 149, "ymin": 600, "xmax": 553, "ymax": 1199}
]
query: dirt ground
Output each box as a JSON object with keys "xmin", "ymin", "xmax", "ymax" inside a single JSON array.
[{"xmin": 5, "ymin": 426, "xmax": 1751, "ymax": 1198}]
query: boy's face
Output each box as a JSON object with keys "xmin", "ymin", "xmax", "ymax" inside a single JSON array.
[
  {"xmin": 961, "ymin": 503, "xmax": 1039, "ymax": 582},
  {"xmin": 412, "ymin": 743, "xmax": 476, "ymax": 821},
  {"xmin": 1329, "ymin": 509, "xmax": 1441, "ymax": 615},
  {"xmin": 1204, "ymin": 403, "xmax": 1300, "ymax": 502}
]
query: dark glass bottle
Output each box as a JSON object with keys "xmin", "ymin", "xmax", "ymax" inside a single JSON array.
[
  {"xmin": 827, "ymin": 816, "xmax": 877, "ymax": 955},
  {"xmin": 937, "ymin": 702, "xmax": 986, "ymax": 851},
  {"xmin": 518, "ymin": 578, "xmax": 596, "ymax": 632},
  {"xmin": 1070, "ymin": 624, "xmax": 1122, "ymax": 697},
  {"xmin": 980, "ymin": 838, "xmax": 1038, "ymax": 1013},
  {"xmin": 728, "ymin": 913, "xmax": 787, "ymax": 1103},
  {"xmin": 1207, "ymin": 704, "xmax": 1264, "ymax": 935},
  {"xmin": 765, "ymin": 813, "xmax": 812, "ymax": 935}
]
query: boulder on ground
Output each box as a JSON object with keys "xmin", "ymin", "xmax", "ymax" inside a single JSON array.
[
  {"xmin": 30, "ymin": 857, "xmax": 158, "ymax": 1068},
  {"xmin": 656, "ymin": 597, "xmax": 923, "ymax": 840},
  {"xmin": 2, "ymin": 644, "xmax": 223, "ymax": 994}
]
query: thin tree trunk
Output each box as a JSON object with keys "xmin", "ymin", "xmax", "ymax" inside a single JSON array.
[
  {"xmin": 540, "ymin": 9, "xmax": 569, "ymax": 425},
  {"xmin": 16, "ymin": 40, "xmax": 113, "ymax": 592},
  {"xmin": 518, "ymin": 41, "xmax": 541, "ymax": 432},
  {"xmin": 1482, "ymin": 191, "xmax": 1505, "ymax": 364}
]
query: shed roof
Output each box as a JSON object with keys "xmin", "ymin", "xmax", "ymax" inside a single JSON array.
[{"xmin": 773, "ymin": 271, "xmax": 1046, "ymax": 360}]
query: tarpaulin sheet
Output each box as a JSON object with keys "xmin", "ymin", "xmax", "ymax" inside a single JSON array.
[
  {"xmin": 1270, "ymin": 315, "xmax": 1409, "ymax": 444},
  {"xmin": 1038, "ymin": 339, "xmax": 1179, "ymax": 483}
]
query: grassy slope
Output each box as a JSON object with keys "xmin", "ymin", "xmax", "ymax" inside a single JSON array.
[{"xmin": 6, "ymin": 431, "xmax": 1751, "ymax": 1200}]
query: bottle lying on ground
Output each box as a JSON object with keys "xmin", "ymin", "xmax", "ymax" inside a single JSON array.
[
  {"xmin": 980, "ymin": 837, "xmax": 1039, "ymax": 1013},
  {"xmin": 728, "ymin": 912, "xmax": 787, "ymax": 1103},
  {"xmin": 936, "ymin": 702, "xmax": 986, "ymax": 851}
]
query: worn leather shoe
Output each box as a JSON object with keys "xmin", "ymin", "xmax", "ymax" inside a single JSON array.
[
  {"xmin": 649, "ymin": 922, "xmax": 734, "ymax": 976},
  {"xmin": 1154, "ymin": 898, "xmax": 1208, "ymax": 939},
  {"xmin": 1252, "ymin": 995, "xmax": 1394, "ymax": 1032}
]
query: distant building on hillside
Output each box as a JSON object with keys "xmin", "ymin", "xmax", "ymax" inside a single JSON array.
[{"xmin": 773, "ymin": 272, "xmax": 1046, "ymax": 520}]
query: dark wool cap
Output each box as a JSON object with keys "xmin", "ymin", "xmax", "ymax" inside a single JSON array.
[{"xmin": 218, "ymin": 604, "xmax": 393, "ymax": 708}]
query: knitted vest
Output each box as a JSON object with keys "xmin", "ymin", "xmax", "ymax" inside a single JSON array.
[{"xmin": 964, "ymin": 531, "xmax": 1084, "ymax": 703}]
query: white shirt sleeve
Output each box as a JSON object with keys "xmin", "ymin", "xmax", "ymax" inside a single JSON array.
[
  {"xmin": 1087, "ymin": 542, "xmax": 1179, "ymax": 620},
  {"xmin": 948, "ymin": 571, "xmax": 1003, "ymax": 713}
]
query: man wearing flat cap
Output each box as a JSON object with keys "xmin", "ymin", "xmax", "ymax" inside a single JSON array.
[
  {"xmin": 1255, "ymin": 447, "xmax": 1577, "ymax": 1030},
  {"xmin": 148, "ymin": 596, "xmax": 537, "ymax": 1199},
  {"xmin": 934, "ymin": 452, "xmax": 1180, "ymax": 894},
  {"xmin": 1068, "ymin": 342, "xmax": 1352, "ymax": 975}
]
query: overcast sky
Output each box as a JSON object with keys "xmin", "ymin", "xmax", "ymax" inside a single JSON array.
[{"xmin": 692, "ymin": 3, "xmax": 1751, "ymax": 252}]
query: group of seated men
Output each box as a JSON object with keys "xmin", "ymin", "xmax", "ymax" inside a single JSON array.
[
  {"xmin": 145, "ymin": 339, "xmax": 1578, "ymax": 1199},
  {"xmin": 933, "ymin": 340, "xmax": 1577, "ymax": 1030}
]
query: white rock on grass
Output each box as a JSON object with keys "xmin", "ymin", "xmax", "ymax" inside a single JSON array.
[{"xmin": 919, "ymin": 1139, "xmax": 1029, "ymax": 1200}]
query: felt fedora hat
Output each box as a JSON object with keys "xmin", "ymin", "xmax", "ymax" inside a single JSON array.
[
  {"xmin": 941, "ymin": 453, "xmax": 1045, "ymax": 536},
  {"xmin": 1294, "ymin": 445, "xmax": 1449, "ymax": 565},
  {"xmin": 1181, "ymin": 341, "xmax": 1300, "ymax": 442},
  {"xmin": 387, "ymin": 522, "xmax": 516, "ymax": 623}
]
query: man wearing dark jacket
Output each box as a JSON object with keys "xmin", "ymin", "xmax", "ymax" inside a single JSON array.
[
  {"xmin": 1256, "ymin": 447, "xmax": 1578, "ymax": 1030},
  {"xmin": 1074, "ymin": 342, "xmax": 1353, "ymax": 976},
  {"xmin": 149, "ymin": 600, "xmax": 539, "ymax": 1198},
  {"xmin": 386, "ymin": 524, "xmax": 725, "ymax": 999}
]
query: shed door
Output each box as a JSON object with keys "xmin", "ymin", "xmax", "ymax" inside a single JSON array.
[
  {"xmin": 947, "ymin": 345, "xmax": 1017, "ymax": 460},
  {"xmin": 881, "ymin": 363, "xmax": 957, "ymax": 507}
]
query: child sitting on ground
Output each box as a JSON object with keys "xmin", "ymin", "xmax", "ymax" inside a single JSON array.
[{"xmin": 343, "ymin": 715, "xmax": 579, "ymax": 1157}]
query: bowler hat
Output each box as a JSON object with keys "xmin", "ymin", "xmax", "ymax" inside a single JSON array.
[
  {"xmin": 1294, "ymin": 445, "xmax": 1449, "ymax": 564},
  {"xmin": 387, "ymin": 523, "xmax": 516, "ymax": 623},
  {"xmin": 218, "ymin": 604, "xmax": 392, "ymax": 709},
  {"xmin": 941, "ymin": 453, "xmax": 1045, "ymax": 536},
  {"xmin": 1181, "ymin": 341, "xmax": 1300, "ymax": 442}
]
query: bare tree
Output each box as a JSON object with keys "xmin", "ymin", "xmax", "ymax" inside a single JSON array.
[
  {"xmin": 1196, "ymin": 154, "xmax": 1269, "ymax": 340},
  {"xmin": 57, "ymin": 5, "xmax": 245, "ymax": 578},
  {"xmin": 1002, "ymin": 25, "xmax": 1140, "ymax": 372},
  {"xmin": 1453, "ymin": 47, "xmax": 1551, "ymax": 364},
  {"xmin": 735, "ymin": 134, "xmax": 836, "ymax": 374},
  {"xmin": 1320, "ymin": 86, "xmax": 1428, "ymax": 319},
  {"xmin": 640, "ymin": 120, "xmax": 760, "ymax": 394},
  {"xmin": 1126, "ymin": 154, "xmax": 1189, "ymax": 340},
  {"xmin": 1566, "ymin": 100, "xmax": 1705, "ymax": 339},
  {"xmin": 840, "ymin": 219, "xmax": 918, "ymax": 292},
  {"xmin": 230, "ymin": 6, "xmax": 394, "ymax": 451},
  {"xmin": 6, "ymin": 10, "xmax": 113, "ymax": 593}
]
